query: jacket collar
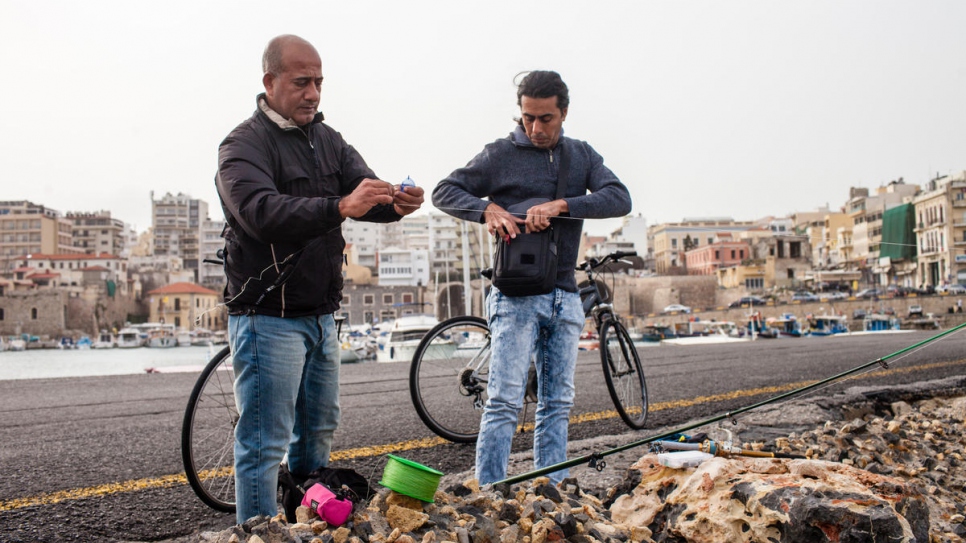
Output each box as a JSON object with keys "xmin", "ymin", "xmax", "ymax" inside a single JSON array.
[{"xmin": 256, "ymin": 93, "xmax": 325, "ymax": 130}]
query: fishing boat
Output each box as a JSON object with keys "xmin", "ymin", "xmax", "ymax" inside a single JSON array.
[
  {"xmin": 741, "ymin": 313, "xmax": 779, "ymax": 339},
  {"xmin": 806, "ymin": 314, "xmax": 849, "ymax": 336},
  {"xmin": 376, "ymin": 314, "xmax": 443, "ymax": 363},
  {"xmin": 92, "ymin": 330, "xmax": 116, "ymax": 349},
  {"xmin": 190, "ymin": 328, "xmax": 214, "ymax": 346},
  {"xmin": 7, "ymin": 337, "xmax": 26, "ymax": 351},
  {"xmin": 116, "ymin": 327, "xmax": 143, "ymax": 348},
  {"xmin": 770, "ymin": 313, "xmax": 804, "ymax": 338},
  {"xmin": 76, "ymin": 336, "xmax": 93, "ymax": 349},
  {"xmin": 146, "ymin": 324, "xmax": 178, "ymax": 348},
  {"xmin": 339, "ymin": 332, "xmax": 378, "ymax": 363},
  {"xmin": 861, "ymin": 314, "xmax": 904, "ymax": 333},
  {"xmin": 638, "ymin": 324, "xmax": 677, "ymax": 343}
]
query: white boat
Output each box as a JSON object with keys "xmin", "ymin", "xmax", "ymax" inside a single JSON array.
[
  {"xmin": 92, "ymin": 330, "xmax": 116, "ymax": 349},
  {"xmin": 146, "ymin": 325, "xmax": 178, "ymax": 348},
  {"xmin": 190, "ymin": 329, "xmax": 214, "ymax": 346},
  {"xmin": 340, "ymin": 335, "xmax": 377, "ymax": 363},
  {"xmin": 76, "ymin": 336, "xmax": 92, "ymax": 349},
  {"xmin": 116, "ymin": 327, "xmax": 143, "ymax": 348},
  {"xmin": 176, "ymin": 330, "xmax": 193, "ymax": 347},
  {"xmin": 376, "ymin": 314, "xmax": 441, "ymax": 363}
]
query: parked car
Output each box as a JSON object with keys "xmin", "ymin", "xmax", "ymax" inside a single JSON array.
[
  {"xmin": 819, "ymin": 291, "xmax": 848, "ymax": 301},
  {"xmin": 916, "ymin": 284, "xmax": 936, "ymax": 296},
  {"xmin": 662, "ymin": 304, "xmax": 692, "ymax": 314},
  {"xmin": 791, "ymin": 291, "xmax": 818, "ymax": 303},
  {"xmin": 908, "ymin": 304, "xmax": 923, "ymax": 317},
  {"xmin": 855, "ymin": 288, "xmax": 882, "ymax": 299},
  {"xmin": 729, "ymin": 296, "xmax": 767, "ymax": 308},
  {"xmin": 852, "ymin": 308, "xmax": 868, "ymax": 319}
]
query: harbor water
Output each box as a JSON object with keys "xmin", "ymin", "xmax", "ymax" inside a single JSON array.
[{"xmin": 0, "ymin": 345, "xmax": 219, "ymax": 381}]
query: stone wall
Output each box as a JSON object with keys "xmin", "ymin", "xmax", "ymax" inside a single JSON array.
[{"xmin": 0, "ymin": 290, "xmax": 144, "ymax": 338}]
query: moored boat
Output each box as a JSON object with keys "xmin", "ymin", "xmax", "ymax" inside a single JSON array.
[
  {"xmin": 146, "ymin": 325, "xmax": 178, "ymax": 348},
  {"xmin": 376, "ymin": 314, "xmax": 443, "ymax": 363},
  {"xmin": 92, "ymin": 330, "xmax": 116, "ymax": 349},
  {"xmin": 116, "ymin": 327, "xmax": 143, "ymax": 348},
  {"xmin": 806, "ymin": 314, "xmax": 849, "ymax": 336}
]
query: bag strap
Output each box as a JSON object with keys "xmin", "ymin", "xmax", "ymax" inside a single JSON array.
[
  {"xmin": 554, "ymin": 146, "xmax": 569, "ymax": 201},
  {"xmin": 549, "ymin": 146, "xmax": 569, "ymax": 242}
]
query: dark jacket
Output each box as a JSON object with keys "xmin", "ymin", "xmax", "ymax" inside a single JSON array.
[
  {"xmin": 433, "ymin": 126, "xmax": 632, "ymax": 292},
  {"xmin": 216, "ymin": 96, "xmax": 400, "ymax": 317}
]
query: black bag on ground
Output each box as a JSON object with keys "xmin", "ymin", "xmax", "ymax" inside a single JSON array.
[{"xmin": 279, "ymin": 464, "xmax": 375, "ymax": 523}]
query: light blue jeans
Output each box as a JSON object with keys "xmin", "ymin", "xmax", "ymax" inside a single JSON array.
[
  {"xmin": 476, "ymin": 287, "xmax": 583, "ymax": 485},
  {"xmin": 229, "ymin": 313, "xmax": 340, "ymax": 523}
]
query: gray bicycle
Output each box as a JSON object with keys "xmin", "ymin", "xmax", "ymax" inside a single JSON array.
[{"xmin": 409, "ymin": 251, "xmax": 647, "ymax": 443}]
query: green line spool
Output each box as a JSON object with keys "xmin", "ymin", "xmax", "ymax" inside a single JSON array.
[{"xmin": 379, "ymin": 454, "xmax": 444, "ymax": 502}]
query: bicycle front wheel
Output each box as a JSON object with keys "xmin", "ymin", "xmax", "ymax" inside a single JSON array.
[
  {"xmin": 181, "ymin": 346, "xmax": 237, "ymax": 513},
  {"xmin": 409, "ymin": 316, "xmax": 490, "ymax": 443},
  {"xmin": 600, "ymin": 319, "xmax": 649, "ymax": 429}
]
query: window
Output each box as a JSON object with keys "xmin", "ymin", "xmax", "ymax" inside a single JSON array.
[
  {"xmin": 730, "ymin": 250, "xmax": 735, "ymax": 259},
  {"xmin": 383, "ymin": 294, "xmax": 393, "ymax": 304},
  {"xmin": 402, "ymin": 293, "xmax": 414, "ymax": 304},
  {"xmin": 715, "ymin": 250, "xmax": 720, "ymax": 259},
  {"xmin": 745, "ymin": 278, "xmax": 763, "ymax": 289},
  {"xmin": 174, "ymin": 298, "xmax": 181, "ymax": 311},
  {"xmin": 175, "ymin": 316, "xmax": 181, "ymax": 327},
  {"xmin": 787, "ymin": 269, "xmax": 795, "ymax": 279},
  {"xmin": 31, "ymin": 307, "xmax": 38, "ymax": 319},
  {"xmin": 343, "ymin": 294, "xmax": 351, "ymax": 305},
  {"xmin": 364, "ymin": 294, "xmax": 374, "ymax": 305},
  {"xmin": 0, "ymin": 308, "xmax": 4, "ymax": 320}
]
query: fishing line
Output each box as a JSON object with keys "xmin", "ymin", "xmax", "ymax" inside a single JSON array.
[
  {"xmin": 492, "ymin": 320, "xmax": 966, "ymax": 486},
  {"xmin": 379, "ymin": 454, "xmax": 443, "ymax": 502}
]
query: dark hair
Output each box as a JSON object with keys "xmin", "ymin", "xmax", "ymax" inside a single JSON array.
[{"xmin": 516, "ymin": 70, "xmax": 569, "ymax": 111}]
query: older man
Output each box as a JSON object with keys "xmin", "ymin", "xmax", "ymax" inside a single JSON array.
[{"xmin": 216, "ymin": 34, "xmax": 423, "ymax": 522}]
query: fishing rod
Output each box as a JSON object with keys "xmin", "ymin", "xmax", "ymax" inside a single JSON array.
[{"xmin": 493, "ymin": 321, "xmax": 966, "ymax": 486}]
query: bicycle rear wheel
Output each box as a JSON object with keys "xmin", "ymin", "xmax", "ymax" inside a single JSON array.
[
  {"xmin": 600, "ymin": 319, "xmax": 648, "ymax": 429},
  {"xmin": 181, "ymin": 346, "xmax": 237, "ymax": 512},
  {"xmin": 409, "ymin": 316, "xmax": 490, "ymax": 443}
]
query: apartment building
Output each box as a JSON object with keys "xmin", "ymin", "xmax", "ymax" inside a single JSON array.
[
  {"xmin": 0, "ymin": 201, "xmax": 77, "ymax": 273},
  {"xmin": 844, "ymin": 180, "xmax": 919, "ymax": 282},
  {"xmin": 198, "ymin": 218, "xmax": 226, "ymax": 290},
  {"xmin": 150, "ymin": 192, "xmax": 208, "ymax": 280},
  {"xmin": 648, "ymin": 218, "xmax": 755, "ymax": 275},
  {"xmin": 913, "ymin": 171, "xmax": 966, "ymax": 287},
  {"xmin": 65, "ymin": 210, "xmax": 126, "ymax": 257}
]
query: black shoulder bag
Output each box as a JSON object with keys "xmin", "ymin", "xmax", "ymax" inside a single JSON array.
[{"xmin": 492, "ymin": 149, "xmax": 569, "ymax": 297}]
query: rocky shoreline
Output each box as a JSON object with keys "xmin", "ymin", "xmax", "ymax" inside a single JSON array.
[{"xmin": 197, "ymin": 377, "xmax": 966, "ymax": 543}]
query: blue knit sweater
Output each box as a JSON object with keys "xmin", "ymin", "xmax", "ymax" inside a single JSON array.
[{"xmin": 433, "ymin": 125, "xmax": 632, "ymax": 292}]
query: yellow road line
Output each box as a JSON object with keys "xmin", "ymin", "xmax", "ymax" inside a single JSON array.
[{"xmin": 2, "ymin": 358, "xmax": 963, "ymax": 511}]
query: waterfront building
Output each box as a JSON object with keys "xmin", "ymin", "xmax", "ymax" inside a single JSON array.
[
  {"xmin": 377, "ymin": 247, "xmax": 429, "ymax": 287},
  {"xmin": 648, "ymin": 218, "xmax": 756, "ymax": 275},
  {"xmin": 844, "ymin": 180, "xmax": 919, "ymax": 285},
  {"xmin": 198, "ymin": 217, "xmax": 226, "ymax": 290},
  {"xmin": 145, "ymin": 282, "xmax": 223, "ymax": 331},
  {"xmin": 684, "ymin": 233, "xmax": 750, "ymax": 276},
  {"xmin": 912, "ymin": 171, "xmax": 966, "ymax": 287}
]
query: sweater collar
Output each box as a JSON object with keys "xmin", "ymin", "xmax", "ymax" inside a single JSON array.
[
  {"xmin": 256, "ymin": 93, "xmax": 325, "ymax": 130},
  {"xmin": 510, "ymin": 124, "xmax": 564, "ymax": 149}
]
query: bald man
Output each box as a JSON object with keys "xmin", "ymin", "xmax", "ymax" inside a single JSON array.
[{"xmin": 215, "ymin": 34, "xmax": 424, "ymax": 523}]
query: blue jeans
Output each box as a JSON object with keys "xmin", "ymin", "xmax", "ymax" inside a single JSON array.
[
  {"xmin": 476, "ymin": 288, "xmax": 583, "ymax": 485},
  {"xmin": 229, "ymin": 313, "xmax": 340, "ymax": 523}
]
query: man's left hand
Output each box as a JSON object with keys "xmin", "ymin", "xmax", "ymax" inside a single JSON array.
[
  {"xmin": 393, "ymin": 185, "xmax": 425, "ymax": 216},
  {"xmin": 525, "ymin": 199, "xmax": 568, "ymax": 233}
]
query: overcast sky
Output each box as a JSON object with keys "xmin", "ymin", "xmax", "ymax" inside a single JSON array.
[{"xmin": 2, "ymin": 1, "xmax": 964, "ymax": 237}]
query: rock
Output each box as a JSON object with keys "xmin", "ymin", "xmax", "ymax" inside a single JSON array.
[{"xmin": 386, "ymin": 504, "xmax": 430, "ymax": 533}]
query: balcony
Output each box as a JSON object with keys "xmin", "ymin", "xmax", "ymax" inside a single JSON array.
[{"xmin": 954, "ymin": 199, "xmax": 966, "ymax": 208}]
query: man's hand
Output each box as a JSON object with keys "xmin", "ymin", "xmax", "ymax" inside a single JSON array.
[
  {"xmin": 392, "ymin": 184, "xmax": 425, "ymax": 216},
  {"xmin": 339, "ymin": 178, "xmax": 395, "ymax": 218},
  {"xmin": 484, "ymin": 202, "xmax": 526, "ymax": 239},
  {"xmin": 525, "ymin": 199, "xmax": 568, "ymax": 233}
]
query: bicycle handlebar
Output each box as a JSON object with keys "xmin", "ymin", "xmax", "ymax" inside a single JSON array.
[{"xmin": 577, "ymin": 251, "xmax": 637, "ymax": 272}]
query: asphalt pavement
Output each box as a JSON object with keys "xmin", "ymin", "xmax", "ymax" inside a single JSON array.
[{"xmin": 1, "ymin": 330, "xmax": 965, "ymax": 542}]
